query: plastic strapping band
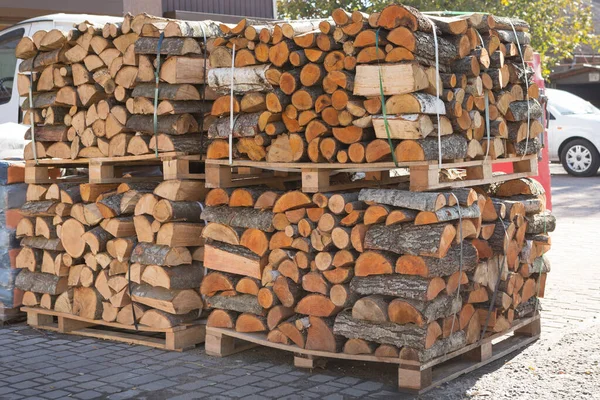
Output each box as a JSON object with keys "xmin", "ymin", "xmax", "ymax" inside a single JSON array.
[
  {"xmin": 153, "ymin": 32, "xmax": 165, "ymax": 159},
  {"xmin": 199, "ymin": 24, "xmax": 208, "ymax": 156},
  {"xmin": 445, "ymin": 193, "xmax": 464, "ymax": 355},
  {"xmin": 375, "ymin": 28, "xmax": 399, "ymax": 168},
  {"xmin": 533, "ymin": 211, "xmax": 549, "ymax": 315},
  {"xmin": 28, "ymin": 73, "xmax": 38, "ymax": 164},
  {"xmin": 229, "ymin": 44, "xmax": 236, "ymax": 165},
  {"xmin": 474, "ymin": 32, "xmax": 492, "ymax": 159},
  {"xmin": 423, "ymin": 17, "xmax": 443, "ymax": 168},
  {"xmin": 127, "ymin": 262, "xmax": 139, "ymax": 331},
  {"xmin": 484, "ymin": 92, "xmax": 491, "ymax": 158},
  {"xmin": 197, "ymin": 201, "xmax": 208, "ymax": 317},
  {"xmin": 480, "ymin": 217, "xmax": 510, "ymax": 340},
  {"xmin": 509, "ymin": 21, "xmax": 531, "ymax": 158}
]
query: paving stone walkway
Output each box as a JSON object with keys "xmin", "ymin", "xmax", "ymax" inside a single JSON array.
[{"xmin": 1, "ymin": 164, "xmax": 598, "ymax": 400}]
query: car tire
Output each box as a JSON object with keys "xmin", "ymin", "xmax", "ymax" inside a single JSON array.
[{"xmin": 560, "ymin": 139, "xmax": 600, "ymax": 177}]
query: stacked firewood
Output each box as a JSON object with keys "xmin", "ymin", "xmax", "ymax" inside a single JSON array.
[
  {"xmin": 13, "ymin": 179, "xmax": 207, "ymax": 328},
  {"xmin": 205, "ymin": 5, "xmax": 543, "ymax": 163},
  {"xmin": 202, "ymin": 178, "xmax": 553, "ymax": 361},
  {"xmin": 16, "ymin": 14, "xmax": 220, "ymax": 161},
  {"xmin": 0, "ymin": 163, "xmax": 28, "ymax": 319}
]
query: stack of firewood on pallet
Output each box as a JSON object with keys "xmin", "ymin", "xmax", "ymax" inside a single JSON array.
[
  {"xmin": 16, "ymin": 13, "xmax": 220, "ymax": 161},
  {"xmin": 0, "ymin": 163, "xmax": 27, "ymax": 322},
  {"xmin": 204, "ymin": 5, "xmax": 543, "ymax": 163},
  {"xmin": 13, "ymin": 179, "xmax": 207, "ymax": 328},
  {"xmin": 202, "ymin": 178, "xmax": 553, "ymax": 361}
]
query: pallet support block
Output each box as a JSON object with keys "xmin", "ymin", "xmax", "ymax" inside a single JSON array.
[
  {"xmin": 205, "ymin": 329, "xmax": 257, "ymax": 357},
  {"xmin": 294, "ymin": 354, "xmax": 326, "ymax": 369},
  {"xmin": 163, "ymin": 159, "xmax": 190, "ymax": 180},
  {"xmin": 302, "ymin": 168, "xmax": 330, "ymax": 193},
  {"xmin": 462, "ymin": 342, "xmax": 492, "ymax": 362},
  {"xmin": 24, "ymin": 166, "xmax": 50, "ymax": 183},
  {"xmin": 514, "ymin": 316, "xmax": 541, "ymax": 337},
  {"xmin": 399, "ymin": 363, "xmax": 432, "ymax": 391},
  {"xmin": 58, "ymin": 316, "xmax": 95, "ymax": 333},
  {"xmin": 205, "ymin": 164, "xmax": 233, "ymax": 188},
  {"xmin": 89, "ymin": 163, "xmax": 116, "ymax": 183},
  {"xmin": 166, "ymin": 325, "xmax": 206, "ymax": 351},
  {"xmin": 27, "ymin": 310, "xmax": 54, "ymax": 327}
]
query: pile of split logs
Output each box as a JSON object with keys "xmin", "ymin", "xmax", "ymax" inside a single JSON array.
[
  {"xmin": 14, "ymin": 178, "xmax": 208, "ymax": 327},
  {"xmin": 16, "ymin": 14, "xmax": 221, "ymax": 160},
  {"xmin": 202, "ymin": 178, "xmax": 553, "ymax": 360},
  {"xmin": 204, "ymin": 5, "xmax": 543, "ymax": 163},
  {"xmin": 0, "ymin": 163, "xmax": 27, "ymax": 317}
]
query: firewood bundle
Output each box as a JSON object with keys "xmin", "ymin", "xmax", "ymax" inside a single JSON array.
[
  {"xmin": 16, "ymin": 14, "xmax": 221, "ymax": 161},
  {"xmin": 202, "ymin": 178, "xmax": 553, "ymax": 360},
  {"xmin": 0, "ymin": 163, "xmax": 28, "ymax": 313},
  {"xmin": 13, "ymin": 179, "xmax": 208, "ymax": 328},
  {"xmin": 205, "ymin": 5, "xmax": 543, "ymax": 163}
]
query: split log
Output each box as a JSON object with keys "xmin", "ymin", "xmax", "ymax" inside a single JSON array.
[
  {"xmin": 15, "ymin": 270, "xmax": 67, "ymax": 295},
  {"xmin": 364, "ymin": 223, "xmax": 456, "ymax": 258},
  {"xmin": 130, "ymin": 243, "xmax": 192, "ymax": 266},
  {"xmin": 207, "ymin": 294, "xmax": 264, "ymax": 315},
  {"xmin": 201, "ymin": 206, "xmax": 274, "ymax": 232},
  {"xmin": 131, "ymin": 283, "xmax": 203, "ymax": 314},
  {"xmin": 334, "ymin": 310, "xmax": 442, "ymax": 350},
  {"xmin": 350, "ymin": 275, "xmax": 446, "ymax": 301}
]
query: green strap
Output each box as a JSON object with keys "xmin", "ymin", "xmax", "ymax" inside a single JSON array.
[
  {"xmin": 375, "ymin": 28, "xmax": 399, "ymax": 168},
  {"xmin": 153, "ymin": 32, "xmax": 165, "ymax": 158}
]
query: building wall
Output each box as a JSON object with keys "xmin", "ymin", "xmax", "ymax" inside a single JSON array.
[
  {"xmin": 163, "ymin": 0, "xmax": 275, "ymax": 19},
  {"xmin": 0, "ymin": 0, "xmax": 275, "ymax": 30}
]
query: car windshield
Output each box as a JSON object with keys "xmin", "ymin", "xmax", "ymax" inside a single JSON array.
[{"xmin": 548, "ymin": 90, "xmax": 600, "ymax": 115}]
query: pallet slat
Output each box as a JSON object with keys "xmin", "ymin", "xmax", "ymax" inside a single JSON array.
[
  {"xmin": 205, "ymin": 314, "xmax": 540, "ymax": 393},
  {"xmin": 21, "ymin": 307, "xmax": 206, "ymax": 351}
]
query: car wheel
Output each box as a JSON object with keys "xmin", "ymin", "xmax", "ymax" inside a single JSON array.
[{"xmin": 560, "ymin": 139, "xmax": 600, "ymax": 177}]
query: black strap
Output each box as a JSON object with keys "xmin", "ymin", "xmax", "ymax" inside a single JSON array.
[{"xmin": 127, "ymin": 262, "xmax": 139, "ymax": 331}]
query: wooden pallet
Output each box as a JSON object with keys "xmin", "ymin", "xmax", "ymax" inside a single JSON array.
[
  {"xmin": 24, "ymin": 152, "xmax": 205, "ymax": 184},
  {"xmin": 0, "ymin": 306, "xmax": 25, "ymax": 323},
  {"xmin": 21, "ymin": 307, "xmax": 205, "ymax": 351},
  {"xmin": 205, "ymin": 313, "xmax": 540, "ymax": 394},
  {"xmin": 204, "ymin": 155, "xmax": 538, "ymax": 192}
]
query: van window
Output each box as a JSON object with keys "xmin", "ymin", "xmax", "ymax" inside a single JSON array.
[{"xmin": 0, "ymin": 28, "xmax": 24, "ymax": 105}]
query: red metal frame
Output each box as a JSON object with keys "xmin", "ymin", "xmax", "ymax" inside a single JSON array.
[{"xmin": 492, "ymin": 53, "xmax": 552, "ymax": 210}]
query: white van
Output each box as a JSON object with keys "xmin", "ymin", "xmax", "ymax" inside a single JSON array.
[{"xmin": 0, "ymin": 13, "xmax": 121, "ymax": 157}]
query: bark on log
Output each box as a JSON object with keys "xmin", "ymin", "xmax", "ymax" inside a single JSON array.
[
  {"xmin": 334, "ymin": 310, "xmax": 440, "ymax": 350},
  {"xmin": 131, "ymin": 283, "xmax": 203, "ymax": 314},
  {"xmin": 141, "ymin": 264, "xmax": 203, "ymax": 290},
  {"xmin": 208, "ymin": 112, "xmax": 261, "ymax": 138},
  {"xmin": 395, "ymin": 242, "xmax": 479, "ymax": 277},
  {"xmin": 395, "ymin": 134, "xmax": 468, "ymax": 162},
  {"xmin": 364, "ymin": 223, "xmax": 455, "ymax": 258},
  {"xmin": 15, "ymin": 270, "xmax": 67, "ymax": 295},
  {"xmin": 207, "ymin": 294, "xmax": 264, "ymax": 315},
  {"xmin": 134, "ymin": 37, "xmax": 202, "ymax": 55},
  {"xmin": 359, "ymin": 188, "xmax": 446, "ymax": 212},
  {"xmin": 351, "ymin": 275, "xmax": 446, "ymax": 301},
  {"xmin": 208, "ymin": 65, "xmax": 274, "ymax": 94},
  {"xmin": 388, "ymin": 295, "xmax": 462, "ymax": 326},
  {"xmin": 525, "ymin": 211, "xmax": 556, "ymax": 234},
  {"xmin": 201, "ymin": 206, "xmax": 274, "ymax": 232},
  {"xmin": 130, "ymin": 242, "xmax": 192, "ymax": 266},
  {"xmin": 126, "ymin": 114, "xmax": 197, "ymax": 135}
]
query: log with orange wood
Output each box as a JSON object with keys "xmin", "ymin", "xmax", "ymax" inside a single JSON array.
[
  {"xmin": 16, "ymin": 13, "xmax": 220, "ymax": 162},
  {"xmin": 14, "ymin": 179, "xmax": 209, "ymax": 328},
  {"xmin": 204, "ymin": 5, "xmax": 542, "ymax": 166},
  {"xmin": 202, "ymin": 178, "xmax": 552, "ymax": 360}
]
